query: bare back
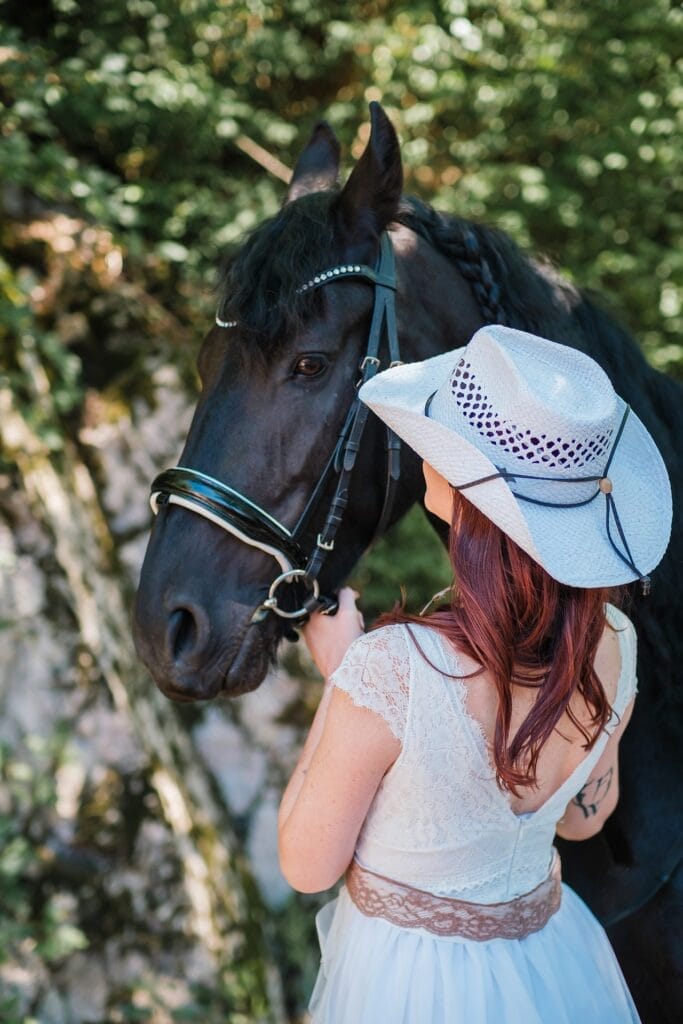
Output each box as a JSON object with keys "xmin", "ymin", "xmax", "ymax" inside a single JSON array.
[{"xmin": 450, "ymin": 611, "xmax": 626, "ymax": 816}]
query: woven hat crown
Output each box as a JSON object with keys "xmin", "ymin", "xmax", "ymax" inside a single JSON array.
[{"xmin": 431, "ymin": 326, "xmax": 618, "ymax": 478}]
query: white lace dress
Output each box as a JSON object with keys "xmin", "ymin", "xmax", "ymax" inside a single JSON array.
[{"xmin": 308, "ymin": 605, "xmax": 640, "ymax": 1023}]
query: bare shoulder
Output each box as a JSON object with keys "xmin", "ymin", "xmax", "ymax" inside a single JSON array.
[
  {"xmin": 597, "ymin": 603, "xmax": 636, "ymax": 700},
  {"xmin": 605, "ymin": 604, "xmax": 638, "ymax": 663}
]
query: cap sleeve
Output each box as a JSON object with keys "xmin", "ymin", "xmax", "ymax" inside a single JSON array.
[
  {"xmin": 605, "ymin": 604, "xmax": 638, "ymax": 717},
  {"xmin": 328, "ymin": 625, "xmax": 411, "ymax": 743}
]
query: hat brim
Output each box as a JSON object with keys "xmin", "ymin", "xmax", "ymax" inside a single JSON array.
[{"xmin": 360, "ymin": 352, "xmax": 672, "ymax": 588}]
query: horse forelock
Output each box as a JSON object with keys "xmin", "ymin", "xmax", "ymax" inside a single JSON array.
[{"xmin": 216, "ymin": 191, "xmax": 342, "ymax": 357}]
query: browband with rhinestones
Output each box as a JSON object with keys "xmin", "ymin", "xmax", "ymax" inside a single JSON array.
[
  {"xmin": 214, "ymin": 261, "xmax": 396, "ymax": 328},
  {"xmin": 215, "ymin": 315, "xmax": 238, "ymax": 328}
]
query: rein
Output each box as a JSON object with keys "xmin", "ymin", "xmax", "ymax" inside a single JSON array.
[{"xmin": 150, "ymin": 232, "xmax": 402, "ymax": 623}]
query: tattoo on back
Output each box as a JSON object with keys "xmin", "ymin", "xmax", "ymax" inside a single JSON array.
[{"xmin": 572, "ymin": 767, "xmax": 614, "ymax": 818}]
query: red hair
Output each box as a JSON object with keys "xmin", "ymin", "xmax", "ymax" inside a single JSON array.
[{"xmin": 377, "ymin": 490, "xmax": 625, "ymax": 794}]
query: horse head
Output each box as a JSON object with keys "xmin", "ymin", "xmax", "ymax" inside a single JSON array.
[{"xmin": 133, "ymin": 103, "xmax": 483, "ymax": 700}]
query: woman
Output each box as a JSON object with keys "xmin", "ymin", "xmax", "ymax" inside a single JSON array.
[{"xmin": 278, "ymin": 325, "xmax": 672, "ymax": 1023}]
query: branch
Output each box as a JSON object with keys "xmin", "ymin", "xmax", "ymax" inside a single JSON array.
[{"xmin": 235, "ymin": 134, "xmax": 292, "ymax": 183}]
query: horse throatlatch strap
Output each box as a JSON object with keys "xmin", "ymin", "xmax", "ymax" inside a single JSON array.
[{"xmin": 152, "ymin": 231, "xmax": 403, "ymax": 623}]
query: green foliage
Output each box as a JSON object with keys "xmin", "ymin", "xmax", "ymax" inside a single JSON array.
[
  {"xmin": 351, "ymin": 504, "xmax": 452, "ymax": 623},
  {"xmin": 0, "ymin": 737, "xmax": 89, "ymax": 1001},
  {"xmin": 0, "ymin": 730, "xmax": 274, "ymax": 1022},
  {"xmin": 268, "ymin": 891, "xmax": 331, "ymax": 1019},
  {"xmin": 1, "ymin": 0, "xmax": 681, "ymax": 384},
  {"xmin": 4, "ymin": 0, "xmax": 678, "ymax": 596}
]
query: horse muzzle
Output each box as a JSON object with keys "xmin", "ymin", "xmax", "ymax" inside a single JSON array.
[{"xmin": 133, "ymin": 585, "xmax": 280, "ymax": 701}]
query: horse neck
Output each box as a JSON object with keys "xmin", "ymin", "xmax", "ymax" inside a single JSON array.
[{"xmin": 391, "ymin": 223, "xmax": 486, "ymax": 364}]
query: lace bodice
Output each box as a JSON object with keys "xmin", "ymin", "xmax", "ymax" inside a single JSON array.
[{"xmin": 329, "ymin": 605, "xmax": 637, "ymax": 903}]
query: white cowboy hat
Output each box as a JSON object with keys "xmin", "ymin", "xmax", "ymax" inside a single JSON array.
[{"xmin": 359, "ymin": 325, "xmax": 672, "ymax": 588}]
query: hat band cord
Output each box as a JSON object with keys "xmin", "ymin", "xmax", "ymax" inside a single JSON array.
[{"xmin": 443, "ymin": 404, "xmax": 649, "ymax": 591}]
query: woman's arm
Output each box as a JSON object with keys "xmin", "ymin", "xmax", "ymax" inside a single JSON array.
[
  {"xmin": 555, "ymin": 697, "xmax": 634, "ymax": 841},
  {"xmin": 278, "ymin": 588, "xmax": 400, "ymax": 893},
  {"xmin": 278, "ymin": 678, "xmax": 335, "ymax": 832},
  {"xmin": 278, "ymin": 587, "xmax": 365, "ymax": 830},
  {"xmin": 278, "ymin": 686, "xmax": 400, "ymax": 892}
]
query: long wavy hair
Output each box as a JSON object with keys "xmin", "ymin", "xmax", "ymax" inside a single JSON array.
[{"xmin": 377, "ymin": 489, "xmax": 625, "ymax": 794}]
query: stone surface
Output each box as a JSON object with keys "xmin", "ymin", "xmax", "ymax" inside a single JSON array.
[
  {"xmin": 80, "ymin": 360, "xmax": 194, "ymax": 544},
  {"xmin": 59, "ymin": 954, "xmax": 108, "ymax": 1023},
  {"xmin": 247, "ymin": 788, "xmax": 293, "ymax": 908},
  {"xmin": 193, "ymin": 708, "xmax": 268, "ymax": 816},
  {"xmin": 0, "ymin": 371, "xmax": 316, "ymax": 1019},
  {"xmin": 237, "ymin": 665, "xmax": 300, "ymax": 762},
  {"xmin": 75, "ymin": 702, "xmax": 147, "ymax": 774},
  {"xmin": 35, "ymin": 989, "xmax": 68, "ymax": 1024},
  {"xmin": 0, "ymin": 567, "xmax": 73, "ymax": 747}
]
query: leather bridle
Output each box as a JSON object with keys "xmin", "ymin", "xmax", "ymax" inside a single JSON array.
[{"xmin": 150, "ymin": 232, "xmax": 402, "ymax": 623}]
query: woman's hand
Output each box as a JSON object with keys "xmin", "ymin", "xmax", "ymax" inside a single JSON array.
[{"xmin": 301, "ymin": 587, "xmax": 365, "ymax": 679}]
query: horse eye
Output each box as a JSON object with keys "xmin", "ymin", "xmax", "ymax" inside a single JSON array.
[{"xmin": 293, "ymin": 354, "xmax": 327, "ymax": 378}]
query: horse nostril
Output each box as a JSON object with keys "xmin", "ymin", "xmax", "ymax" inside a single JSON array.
[{"xmin": 166, "ymin": 603, "xmax": 209, "ymax": 666}]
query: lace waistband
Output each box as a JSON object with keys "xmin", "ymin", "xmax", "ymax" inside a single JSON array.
[{"xmin": 345, "ymin": 849, "xmax": 562, "ymax": 941}]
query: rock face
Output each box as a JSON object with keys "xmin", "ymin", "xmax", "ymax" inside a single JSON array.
[{"xmin": 0, "ymin": 358, "xmax": 322, "ymax": 1023}]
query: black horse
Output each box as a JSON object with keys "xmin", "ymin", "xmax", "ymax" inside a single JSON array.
[{"xmin": 134, "ymin": 104, "xmax": 682, "ymax": 1021}]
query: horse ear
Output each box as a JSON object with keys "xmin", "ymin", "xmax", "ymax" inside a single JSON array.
[
  {"xmin": 285, "ymin": 121, "xmax": 341, "ymax": 204},
  {"xmin": 335, "ymin": 102, "xmax": 403, "ymax": 242}
]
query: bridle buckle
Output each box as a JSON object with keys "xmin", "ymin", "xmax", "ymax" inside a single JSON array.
[
  {"xmin": 359, "ymin": 355, "xmax": 381, "ymax": 372},
  {"xmin": 251, "ymin": 568, "xmax": 320, "ymax": 622}
]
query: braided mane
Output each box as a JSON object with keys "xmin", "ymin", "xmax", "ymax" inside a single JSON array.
[{"xmin": 395, "ymin": 196, "xmax": 582, "ymax": 340}]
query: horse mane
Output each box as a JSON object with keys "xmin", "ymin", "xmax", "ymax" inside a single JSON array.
[
  {"xmin": 216, "ymin": 188, "xmax": 564, "ymax": 353},
  {"xmin": 397, "ymin": 195, "xmax": 682, "ymax": 454},
  {"xmin": 396, "ymin": 196, "xmax": 594, "ymax": 343},
  {"xmin": 219, "ymin": 189, "xmax": 603, "ymax": 358},
  {"xmin": 218, "ymin": 188, "xmax": 682, "ymax": 445},
  {"xmin": 218, "ymin": 186, "xmax": 682, "ymax": 434}
]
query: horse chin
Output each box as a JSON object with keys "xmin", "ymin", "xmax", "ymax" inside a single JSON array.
[
  {"xmin": 139, "ymin": 618, "xmax": 280, "ymax": 703},
  {"xmin": 218, "ymin": 627, "xmax": 277, "ymax": 697}
]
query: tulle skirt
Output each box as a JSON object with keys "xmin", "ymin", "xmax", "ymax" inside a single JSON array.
[{"xmin": 308, "ymin": 883, "xmax": 640, "ymax": 1023}]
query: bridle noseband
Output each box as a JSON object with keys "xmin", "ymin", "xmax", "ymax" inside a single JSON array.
[{"xmin": 150, "ymin": 232, "xmax": 402, "ymax": 624}]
